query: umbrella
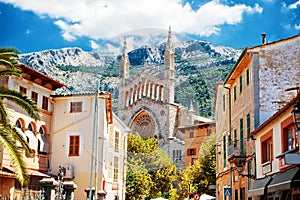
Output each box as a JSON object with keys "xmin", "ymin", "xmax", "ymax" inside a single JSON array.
[{"xmin": 200, "ymin": 194, "xmax": 216, "ymax": 200}]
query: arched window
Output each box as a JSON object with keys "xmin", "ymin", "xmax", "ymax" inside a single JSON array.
[
  {"xmin": 26, "ymin": 123, "xmax": 38, "ymax": 151},
  {"xmin": 28, "ymin": 123, "xmax": 34, "ymax": 132},
  {"xmin": 16, "ymin": 120, "xmax": 22, "ymax": 129},
  {"xmin": 37, "ymin": 126, "xmax": 49, "ymax": 154}
]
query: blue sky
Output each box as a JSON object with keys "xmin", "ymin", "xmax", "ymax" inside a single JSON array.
[{"xmin": 0, "ymin": 0, "xmax": 299, "ymax": 53}]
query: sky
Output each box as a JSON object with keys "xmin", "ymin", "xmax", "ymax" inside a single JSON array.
[{"xmin": 0, "ymin": 0, "xmax": 299, "ymax": 54}]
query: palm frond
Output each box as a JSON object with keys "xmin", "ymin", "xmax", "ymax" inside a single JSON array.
[
  {"xmin": 0, "ymin": 59, "xmax": 18, "ymax": 68},
  {"xmin": 0, "ymin": 68, "xmax": 22, "ymax": 77},
  {"xmin": 0, "ymin": 99, "xmax": 9, "ymax": 125},
  {"xmin": 7, "ymin": 124, "xmax": 33, "ymax": 157},
  {"xmin": 0, "ymin": 124, "xmax": 29, "ymax": 185},
  {"xmin": 0, "ymin": 87, "xmax": 41, "ymax": 121},
  {"xmin": 0, "ymin": 47, "xmax": 20, "ymax": 54}
]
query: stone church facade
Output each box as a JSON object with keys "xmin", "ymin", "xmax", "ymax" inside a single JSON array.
[{"xmin": 117, "ymin": 28, "xmax": 206, "ymax": 169}]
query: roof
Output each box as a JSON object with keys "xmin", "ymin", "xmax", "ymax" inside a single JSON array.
[
  {"xmin": 3, "ymin": 166, "xmax": 50, "ymax": 178},
  {"xmin": 17, "ymin": 64, "xmax": 67, "ymax": 90},
  {"xmin": 51, "ymin": 91, "xmax": 111, "ymax": 98},
  {"xmin": 178, "ymin": 121, "xmax": 215, "ymax": 130},
  {"xmin": 224, "ymin": 34, "xmax": 300, "ymax": 85}
]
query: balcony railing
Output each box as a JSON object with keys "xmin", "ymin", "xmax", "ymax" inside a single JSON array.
[{"xmin": 227, "ymin": 141, "xmax": 246, "ymax": 160}]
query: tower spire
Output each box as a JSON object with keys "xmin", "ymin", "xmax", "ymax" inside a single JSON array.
[
  {"xmin": 120, "ymin": 38, "xmax": 130, "ymax": 79},
  {"xmin": 164, "ymin": 26, "xmax": 175, "ymax": 70}
]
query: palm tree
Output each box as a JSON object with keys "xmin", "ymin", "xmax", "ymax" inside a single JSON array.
[{"xmin": 0, "ymin": 47, "xmax": 40, "ymax": 185}]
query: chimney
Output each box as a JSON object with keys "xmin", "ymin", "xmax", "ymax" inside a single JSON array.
[{"xmin": 261, "ymin": 33, "xmax": 266, "ymax": 45}]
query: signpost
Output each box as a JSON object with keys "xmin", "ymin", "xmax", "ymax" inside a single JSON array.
[
  {"xmin": 224, "ymin": 187, "xmax": 232, "ymax": 197},
  {"xmin": 193, "ymin": 194, "xmax": 200, "ymax": 200}
]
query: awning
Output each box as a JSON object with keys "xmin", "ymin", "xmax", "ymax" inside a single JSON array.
[
  {"xmin": 248, "ymin": 176, "xmax": 272, "ymax": 197},
  {"xmin": 268, "ymin": 167, "xmax": 300, "ymax": 193},
  {"xmin": 4, "ymin": 166, "xmax": 50, "ymax": 178}
]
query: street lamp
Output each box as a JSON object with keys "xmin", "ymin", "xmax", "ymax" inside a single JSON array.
[
  {"xmin": 236, "ymin": 161, "xmax": 255, "ymax": 179},
  {"xmin": 292, "ymin": 100, "xmax": 300, "ymax": 143}
]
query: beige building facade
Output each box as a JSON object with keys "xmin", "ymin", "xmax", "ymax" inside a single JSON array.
[
  {"xmin": 0, "ymin": 64, "xmax": 66, "ymax": 199},
  {"xmin": 51, "ymin": 92, "xmax": 129, "ymax": 200},
  {"xmin": 249, "ymin": 94, "xmax": 300, "ymax": 200}
]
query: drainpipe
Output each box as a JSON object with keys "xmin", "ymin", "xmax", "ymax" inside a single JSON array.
[{"xmin": 224, "ymin": 84, "xmax": 232, "ymax": 200}]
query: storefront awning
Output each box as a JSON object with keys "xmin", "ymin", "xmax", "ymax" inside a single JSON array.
[
  {"xmin": 248, "ymin": 176, "xmax": 272, "ymax": 196},
  {"xmin": 268, "ymin": 167, "xmax": 300, "ymax": 193},
  {"xmin": 3, "ymin": 166, "xmax": 50, "ymax": 178}
]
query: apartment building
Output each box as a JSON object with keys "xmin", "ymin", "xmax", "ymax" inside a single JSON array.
[
  {"xmin": 51, "ymin": 92, "xmax": 129, "ymax": 200},
  {"xmin": 249, "ymin": 93, "xmax": 300, "ymax": 200},
  {"xmin": 179, "ymin": 118, "xmax": 215, "ymax": 168},
  {"xmin": 215, "ymin": 34, "xmax": 300, "ymax": 200},
  {"xmin": 0, "ymin": 64, "xmax": 129, "ymax": 200},
  {"xmin": 0, "ymin": 64, "xmax": 66, "ymax": 199}
]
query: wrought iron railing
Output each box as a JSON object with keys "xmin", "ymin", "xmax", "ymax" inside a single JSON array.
[{"xmin": 227, "ymin": 141, "xmax": 246, "ymax": 159}]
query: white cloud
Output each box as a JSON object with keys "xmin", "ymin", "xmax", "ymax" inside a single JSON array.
[
  {"xmin": 295, "ymin": 24, "xmax": 300, "ymax": 30},
  {"xmin": 2, "ymin": 0, "xmax": 262, "ymax": 41},
  {"xmin": 90, "ymin": 40, "xmax": 100, "ymax": 50},
  {"xmin": 289, "ymin": 0, "xmax": 300, "ymax": 9}
]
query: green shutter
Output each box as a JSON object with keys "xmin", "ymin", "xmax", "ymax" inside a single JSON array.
[
  {"xmin": 240, "ymin": 118, "xmax": 244, "ymax": 155},
  {"xmin": 246, "ymin": 69, "xmax": 250, "ymax": 85},
  {"xmin": 240, "ymin": 75, "xmax": 243, "ymax": 93},
  {"xmin": 223, "ymin": 94, "xmax": 225, "ymax": 111},
  {"xmin": 234, "ymin": 86, "xmax": 237, "ymax": 101},
  {"xmin": 247, "ymin": 113, "xmax": 251, "ymax": 139},
  {"xmin": 234, "ymin": 129, "xmax": 237, "ymax": 147},
  {"xmin": 223, "ymin": 135, "xmax": 226, "ymax": 167}
]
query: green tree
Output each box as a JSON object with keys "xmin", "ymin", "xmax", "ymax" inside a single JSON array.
[
  {"xmin": 0, "ymin": 47, "xmax": 40, "ymax": 185},
  {"xmin": 126, "ymin": 133, "xmax": 177, "ymax": 199}
]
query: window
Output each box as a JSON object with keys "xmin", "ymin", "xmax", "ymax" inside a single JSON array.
[
  {"xmin": 246, "ymin": 69, "xmax": 250, "ymax": 85},
  {"xmin": 240, "ymin": 118, "xmax": 244, "ymax": 155},
  {"xmin": 246, "ymin": 114, "xmax": 251, "ymax": 139},
  {"xmin": 233, "ymin": 86, "xmax": 237, "ymax": 101},
  {"xmin": 113, "ymin": 156, "xmax": 119, "ymax": 181},
  {"xmin": 239, "ymin": 75, "xmax": 243, "ymax": 93},
  {"xmin": 228, "ymin": 132, "xmax": 232, "ymax": 145},
  {"xmin": 20, "ymin": 86, "xmax": 27, "ymax": 95},
  {"xmin": 281, "ymin": 116, "xmax": 298, "ymax": 153},
  {"xmin": 191, "ymin": 158, "xmax": 196, "ymax": 165},
  {"xmin": 38, "ymin": 127, "xmax": 48, "ymax": 154},
  {"xmin": 31, "ymin": 91, "xmax": 38, "ymax": 104},
  {"xmin": 284, "ymin": 124, "xmax": 298, "ymax": 151},
  {"xmin": 261, "ymin": 131, "xmax": 273, "ymax": 163},
  {"xmin": 115, "ymin": 131, "xmax": 119, "ymax": 152},
  {"xmin": 187, "ymin": 148, "xmax": 196, "ymax": 156},
  {"xmin": 234, "ymin": 129, "xmax": 237, "ymax": 147},
  {"xmin": 42, "ymin": 96, "xmax": 48, "ymax": 110},
  {"xmin": 173, "ymin": 150, "xmax": 182, "ymax": 162},
  {"xmin": 70, "ymin": 102, "xmax": 82, "ymax": 113},
  {"xmin": 262, "ymin": 138, "xmax": 273, "ymax": 163},
  {"xmin": 16, "ymin": 120, "xmax": 22, "ymax": 129},
  {"xmin": 223, "ymin": 135, "xmax": 226, "ymax": 167},
  {"xmin": 223, "ymin": 94, "xmax": 225, "ymax": 111},
  {"xmin": 69, "ymin": 135, "xmax": 80, "ymax": 156},
  {"xmin": 28, "ymin": 123, "xmax": 34, "ymax": 132},
  {"xmin": 189, "ymin": 132, "xmax": 194, "ymax": 138},
  {"xmin": 247, "ymin": 160, "xmax": 252, "ymax": 188}
]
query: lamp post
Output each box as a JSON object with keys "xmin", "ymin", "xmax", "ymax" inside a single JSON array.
[
  {"xmin": 292, "ymin": 100, "xmax": 300, "ymax": 147},
  {"xmin": 283, "ymin": 99, "xmax": 300, "ymax": 164}
]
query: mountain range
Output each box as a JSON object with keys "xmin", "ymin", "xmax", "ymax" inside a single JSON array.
[{"xmin": 19, "ymin": 30, "xmax": 242, "ymax": 117}]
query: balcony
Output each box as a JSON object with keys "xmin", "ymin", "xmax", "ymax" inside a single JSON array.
[{"xmin": 227, "ymin": 141, "xmax": 246, "ymax": 162}]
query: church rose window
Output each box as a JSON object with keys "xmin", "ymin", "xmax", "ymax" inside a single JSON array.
[{"xmin": 131, "ymin": 112, "xmax": 155, "ymax": 139}]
